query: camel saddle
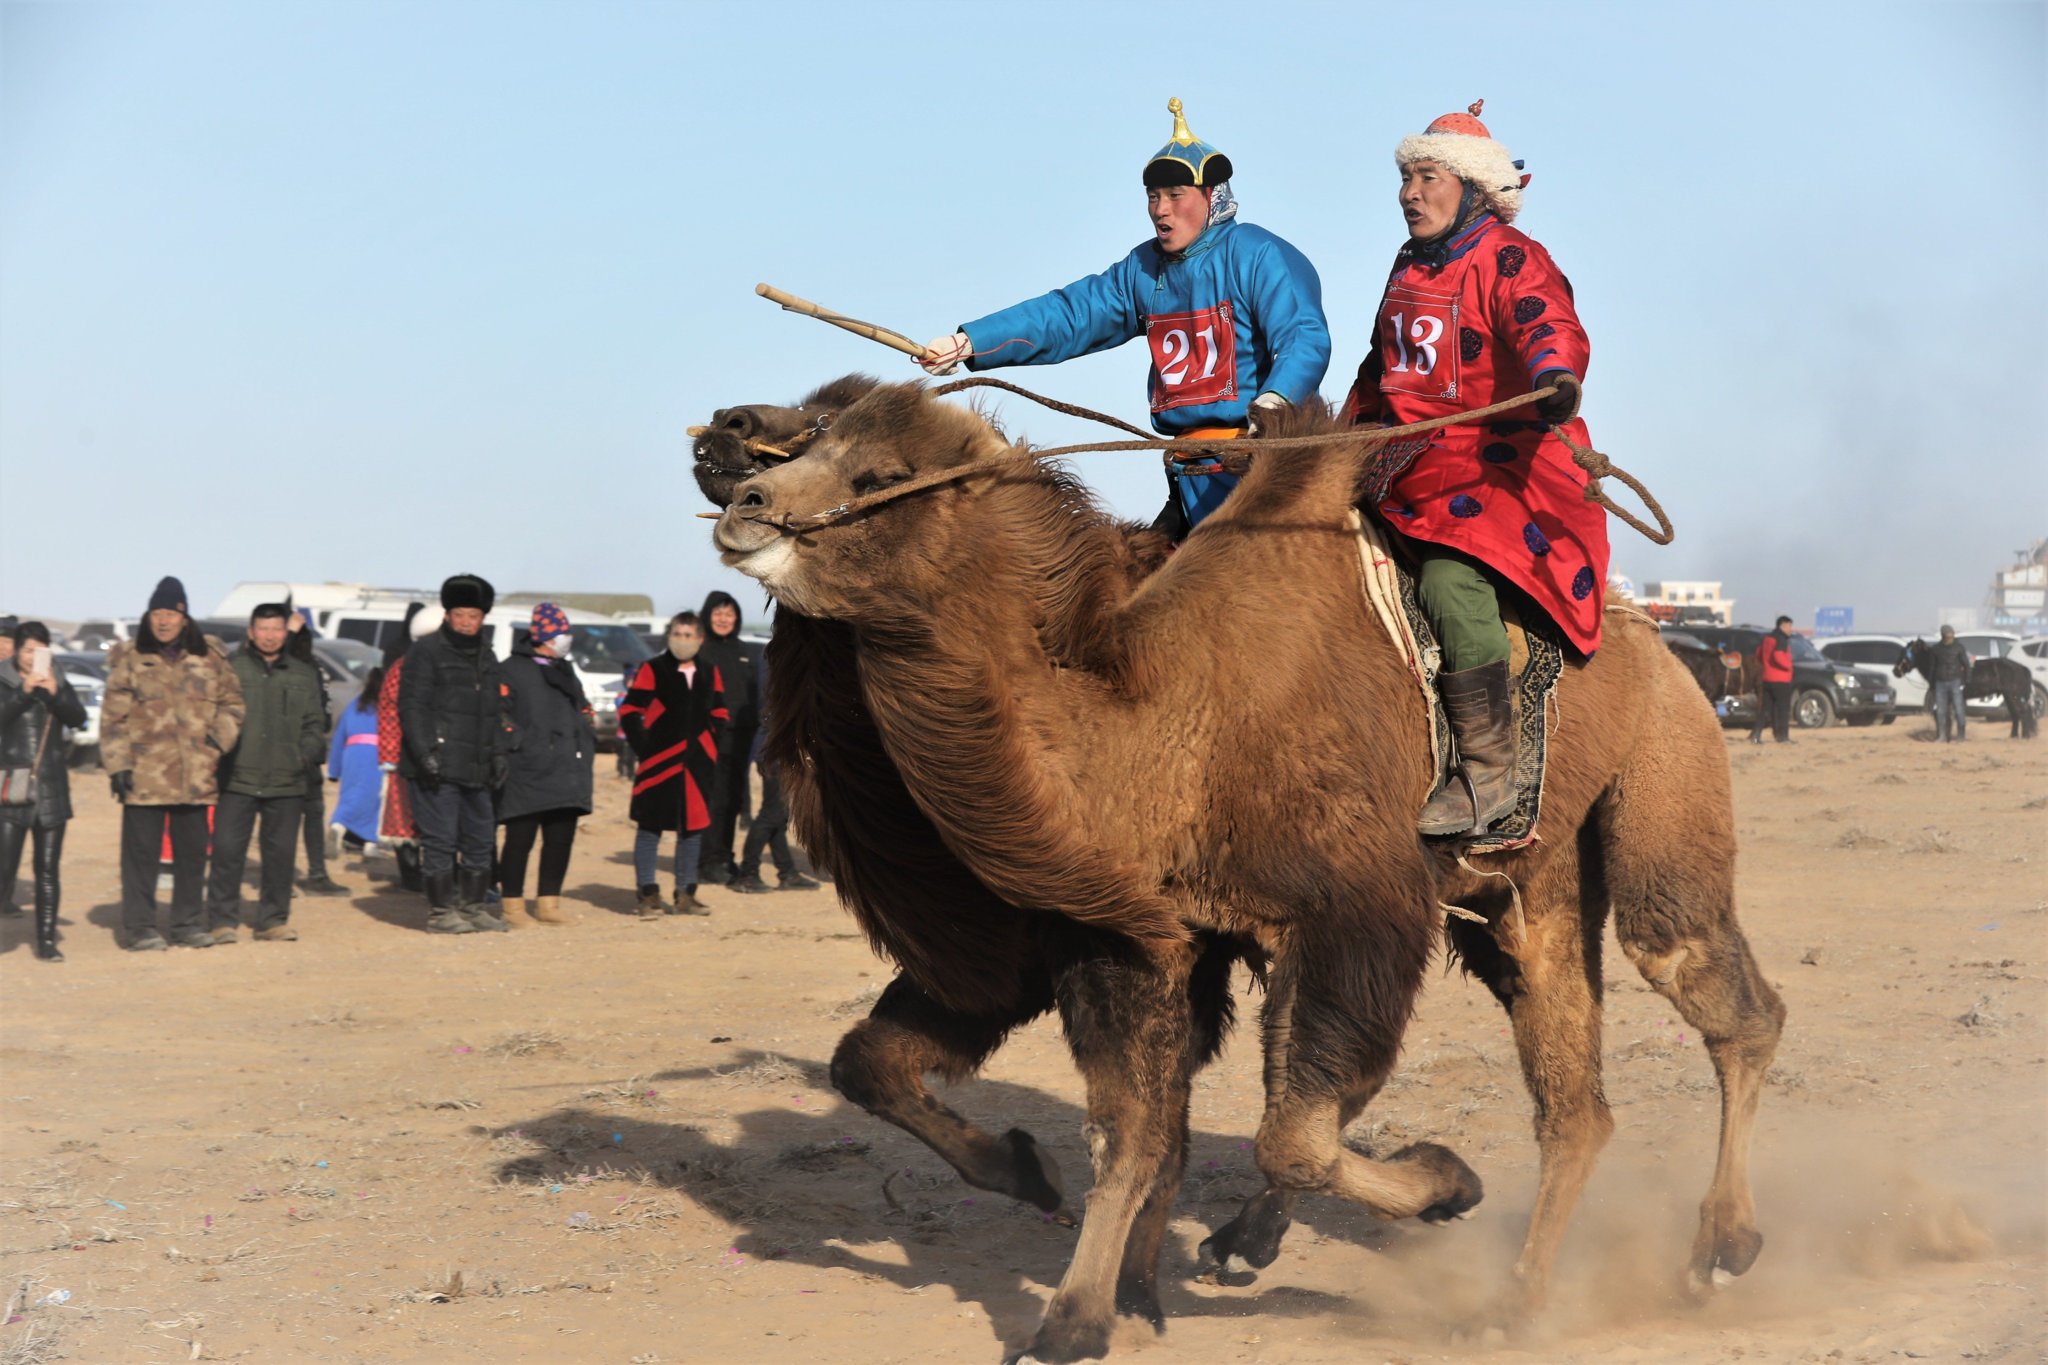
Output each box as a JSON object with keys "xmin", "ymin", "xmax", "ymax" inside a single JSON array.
[{"xmin": 1346, "ymin": 509, "xmax": 1565, "ymax": 853}]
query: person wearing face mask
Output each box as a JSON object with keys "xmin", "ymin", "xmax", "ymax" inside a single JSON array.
[
  {"xmin": 617, "ymin": 611, "xmax": 728, "ymax": 918},
  {"xmin": 917, "ymin": 97, "xmax": 1330, "ymax": 539},
  {"xmin": 101, "ymin": 576, "xmax": 246, "ymax": 951},
  {"xmin": 1340, "ymin": 100, "xmax": 1605, "ymax": 838},
  {"xmin": 494, "ymin": 604, "xmax": 595, "ymax": 926},
  {"xmin": 206, "ymin": 603, "xmax": 328, "ymax": 944},
  {"xmin": 0, "ymin": 622, "xmax": 88, "ymax": 961}
]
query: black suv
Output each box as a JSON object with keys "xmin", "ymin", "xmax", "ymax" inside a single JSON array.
[{"xmin": 1690, "ymin": 624, "xmax": 1897, "ymax": 728}]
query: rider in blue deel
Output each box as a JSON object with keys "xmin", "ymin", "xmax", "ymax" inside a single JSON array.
[{"xmin": 918, "ymin": 98, "xmax": 1331, "ymax": 538}]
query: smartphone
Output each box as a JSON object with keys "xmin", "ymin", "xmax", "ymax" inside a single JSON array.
[{"xmin": 23, "ymin": 646, "xmax": 52, "ymax": 682}]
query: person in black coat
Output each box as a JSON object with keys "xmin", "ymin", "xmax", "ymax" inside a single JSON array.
[
  {"xmin": 398, "ymin": 573, "xmax": 510, "ymax": 933},
  {"xmin": 0, "ymin": 623, "xmax": 88, "ymax": 961},
  {"xmin": 694, "ymin": 590, "xmax": 758, "ymax": 885},
  {"xmin": 496, "ymin": 604, "xmax": 595, "ymax": 926},
  {"xmin": 618, "ymin": 611, "xmax": 726, "ymax": 916}
]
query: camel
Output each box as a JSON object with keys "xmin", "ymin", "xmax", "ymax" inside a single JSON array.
[
  {"xmin": 699, "ymin": 380, "xmax": 1785, "ymax": 1363},
  {"xmin": 1894, "ymin": 638, "xmax": 2039, "ymax": 739}
]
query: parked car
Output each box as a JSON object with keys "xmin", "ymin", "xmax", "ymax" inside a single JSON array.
[
  {"xmin": 1818, "ymin": 635, "xmax": 1919, "ymax": 715},
  {"xmin": 309, "ymin": 638, "xmax": 384, "ymax": 718},
  {"xmin": 54, "ymin": 652, "xmax": 107, "ymax": 766},
  {"xmin": 2010, "ymin": 637, "xmax": 2048, "ymax": 719},
  {"xmin": 1691, "ymin": 624, "xmax": 1896, "ymax": 728}
]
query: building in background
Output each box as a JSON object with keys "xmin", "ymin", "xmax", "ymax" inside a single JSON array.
[
  {"xmin": 1940, "ymin": 538, "xmax": 2047, "ymax": 634},
  {"xmin": 1636, "ymin": 580, "xmax": 1736, "ymax": 627}
]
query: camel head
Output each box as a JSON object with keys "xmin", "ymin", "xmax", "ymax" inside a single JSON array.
[
  {"xmin": 714, "ymin": 381, "xmax": 1033, "ymax": 620},
  {"xmin": 691, "ymin": 374, "xmax": 882, "ymax": 508}
]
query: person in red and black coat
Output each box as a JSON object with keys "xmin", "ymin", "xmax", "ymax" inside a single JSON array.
[
  {"xmin": 1750, "ymin": 616, "xmax": 1798, "ymax": 744},
  {"xmin": 618, "ymin": 611, "xmax": 727, "ymax": 916}
]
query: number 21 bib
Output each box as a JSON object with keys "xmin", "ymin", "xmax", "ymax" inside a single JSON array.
[{"xmin": 1146, "ymin": 302, "xmax": 1238, "ymax": 412}]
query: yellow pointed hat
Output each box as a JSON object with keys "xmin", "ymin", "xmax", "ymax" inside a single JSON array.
[{"xmin": 1144, "ymin": 97, "xmax": 1232, "ymax": 188}]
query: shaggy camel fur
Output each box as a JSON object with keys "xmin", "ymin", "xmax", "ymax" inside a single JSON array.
[{"xmin": 703, "ymin": 381, "xmax": 1785, "ymax": 1364}]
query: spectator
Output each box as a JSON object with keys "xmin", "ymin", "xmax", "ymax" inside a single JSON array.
[
  {"xmin": 695, "ymin": 590, "xmax": 758, "ymax": 886},
  {"xmin": 101, "ymin": 576, "xmax": 246, "ymax": 951},
  {"xmin": 399, "ymin": 575, "xmax": 509, "ymax": 934},
  {"xmin": 207, "ymin": 604, "xmax": 327, "ymax": 944},
  {"xmin": 0, "ymin": 613, "xmax": 16, "ymax": 918},
  {"xmin": 1928, "ymin": 625, "xmax": 1972, "ymax": 743},
  {"xmin": 1749, "ymin": 616, "xmax": 1797, "ymax": 745},
  {"xmin": 0, "ymin": 622, "xmax": 88, "ymax": 961},
  {"xmin": 618, "ymin": 611, "xmax": 726, "ymax": 917},
  {"xmin": 731, "ymin": 648, "xmax": 819, "ymax": 895},
  {"xmin": 377, "ymin": 604, "xmax": 434, "ymax": 893},
  {"xmin": 496, "ymin": 603, "xmax": 595, "ymax": 927},
  {"xmin": 285, "ymin": 607, "xmax": 349, "ymax": 897},
  {"xmin": 327, "ymin": 663, "xmax": 384, "ymax": 851}
]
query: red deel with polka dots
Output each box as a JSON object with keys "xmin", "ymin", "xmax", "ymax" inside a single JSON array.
[{"xmin": 1342, "ymin": 216, "xmax": 1609, "ymax": 655}]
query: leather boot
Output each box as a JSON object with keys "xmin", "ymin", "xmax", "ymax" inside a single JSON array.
[
  {"xmin": 635, "ymin": 884, "xmax": 664, "ymax": 919},
  {"xmin": 34, "ymin": 897, "xmax": 62, "ymax": 962},
  {"xmin": 1418, "ymin": 661, "xmax": 1520, "ymax": 837},
  {"xmin": 396, "ymin": 842, "xmax": 424, "ymax": 893},
  {"xmin": 457, "ymin": 867, "xmax": 508, "ymax": 932},
  {"xmin": 424, "ymin": 870, "xmax": 476, "ymax": 934},
  {"xmin": 499, "ymin": 896, "xmax": 535, "ymax": 928},
  {"xmin": 530, "ymin": 895, "xmax": 571, "ymax": 925}
]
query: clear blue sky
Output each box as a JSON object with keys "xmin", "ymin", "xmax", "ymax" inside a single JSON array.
[{"xmin": 2, "ymin": 0, "xmax": 2042, "ymax": 630}]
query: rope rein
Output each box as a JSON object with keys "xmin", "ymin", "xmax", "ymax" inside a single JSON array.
[{"xmin": 721, "ymin": 381, "xmax": 1673, "ymax": 545}]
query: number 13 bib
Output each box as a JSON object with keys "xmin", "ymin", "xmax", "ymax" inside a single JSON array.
[
  {"xmin": 1146, "ymin": 302, "xmax": 1239, "ymax": 412},
  {"xmin": 1377, "ymin": 284, "xmax": 1459, "ymax": 402}
]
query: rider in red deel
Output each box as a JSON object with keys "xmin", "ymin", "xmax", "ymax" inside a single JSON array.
[{"xmin": 1341, "ymin": 101, "xmax": 1609, "ymax": 837}]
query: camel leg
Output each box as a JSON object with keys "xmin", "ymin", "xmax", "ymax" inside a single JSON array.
[
  {"xmin": 1603, "ymin": 758, "xmax": 1787, "ymax": 1298},
  {"xmin": 1112, "ymin": 934, "xmax": 1236, "ymax": 1326},
  {"xmin": 1446, "ymin": 834, "xmax": 1615, "ymax": 1320},
  {"xmin": 1016, "ymin": 941, "xmax": 1198, "ymax": 1364},
  {"xmin": 1221, "ymin": 915, "xmax": 1479, "ymax": 1268},
  {"xmin": 1197, "ymin": 1082, "xmax": 1387, "ymax": 1282},
  {"xmin": 830, "ymin": 971, "xmax": 1067, "ymax": 1212}
]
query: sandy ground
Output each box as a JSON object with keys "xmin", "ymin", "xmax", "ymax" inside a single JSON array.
[{"xmin": 1, "ymin": 719, "xmax": 2043, "ymax": 1364}]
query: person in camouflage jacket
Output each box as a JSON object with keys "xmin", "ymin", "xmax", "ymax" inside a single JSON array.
[{"xmin": 100, "ymin": 576, "xmax": 246, "ymax": 950}]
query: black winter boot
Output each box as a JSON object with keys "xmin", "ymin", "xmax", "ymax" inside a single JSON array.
[
  {"xmin": 424, "ymin": 871, "xmax": 476, "ymax": 935},
  {"xmin": 1418, "ymin": 661, "xmax": 1521, "ymax": 837},
  {"xmin": 34, "ymin": 899, "xmax": 62, "ymax": 962},
  {"xmin": 457, "ymin": 867, "xmax": 509, "ymax": 932},
  {"xmin": 395, "ymin": 842, "xmax": 424, "ymax": 893}
]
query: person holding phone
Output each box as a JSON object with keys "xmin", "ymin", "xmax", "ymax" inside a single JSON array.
[{"xmin": 0, "ymin": 622, "xmax": 88, "ymax": 961}]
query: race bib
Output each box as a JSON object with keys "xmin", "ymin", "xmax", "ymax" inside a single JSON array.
[
  {"xmin": 1377, "ymin": 284, "xmax": 1459, "ymax": 401},
  {"xmin": 1146, "ymin": 302, "xmax": 1238, "ymax": 412}
]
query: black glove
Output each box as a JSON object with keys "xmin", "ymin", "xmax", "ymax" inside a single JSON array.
[
  {"xmin": 490, "ymin": 753, "xmax": 508, "ymax": 789},
  {"xmin": 416, "ymin": 752, "xmax": 443, "ymax": 792},
  {"xmin": 1534, "ymin": 372, "xmax": 1581, "ymax": 425},
  {"xmin": 109, "ymin": 770, "xmax": 135, "ymax": 802}
]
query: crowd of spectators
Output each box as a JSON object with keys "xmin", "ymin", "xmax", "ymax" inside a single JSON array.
[{"xmin": 0, "ymin": 571, "xmax": 814, "ymax": 962}]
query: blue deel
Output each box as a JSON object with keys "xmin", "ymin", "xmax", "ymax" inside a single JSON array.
[{"xmin": 958, "ymin": 219, "xmax": 1331, "ymax": 437}]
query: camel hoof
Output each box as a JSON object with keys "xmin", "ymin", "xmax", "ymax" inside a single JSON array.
[
  {"xmin": 1712, "ymin": 1266, "xmax": 1736, "ymax": 1287},
  {"xmin": 1001, "ymin": 1128, "xmax": 1067, "ymax": 1214}
]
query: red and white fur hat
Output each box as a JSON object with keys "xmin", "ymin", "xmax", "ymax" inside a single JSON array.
[{"xmin": 1395, "ymin": 100, "xmax": 1531, "ymax": 224}]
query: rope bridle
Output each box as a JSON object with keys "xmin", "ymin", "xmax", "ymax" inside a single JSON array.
[{"xmin": 714, "ymin": 379, "xmax": 1674, "ymax": 545}]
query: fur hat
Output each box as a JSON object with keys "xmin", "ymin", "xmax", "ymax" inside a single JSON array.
[
  {"xmin": 1144, "ymin": 97, "xmax": 1232, "ymax": 189},
  {"xmin": 147, "ymin": 576, "xmax": 189, "ymax": 615},
  {"xmin": 529, "ymin": 602, "xmax": 571, "ymax": 648},
  {"xmin": 1395, "ymin": 99, "xmax": 1530, "ymax": 224},
  {"xmin": 410, "ymin": 605, "xmax": 446, "ymax": 639},
  {"xmin": 439, "ymin": 573, "xmax": 495, "ymax": 614}
]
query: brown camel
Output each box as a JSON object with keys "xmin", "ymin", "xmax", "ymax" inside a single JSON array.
[{"xmin": 702, "ymin": 380, "xmax": 1785, "ymax": 1363}]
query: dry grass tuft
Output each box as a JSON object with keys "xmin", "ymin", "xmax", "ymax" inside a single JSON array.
[
  {"xmin": 0, "ymin": 1322, "xmax": 62, "ymax": 1365},
  {"xmin": 711, "ymin": 1055, "xmax": 817, "ymax": 1088},
  {"xmin": 486, "ymin": 1029, "xmax": 568, "ymax": 1058},
  {"xmin": 1905, "ymin": 828, "xmax": 1962, "ymax": 855},
  {"xmin": 424, "ymin": 1097, "xmax": 482, "ymax": 1111},
  {"xmin": 1955, "ymin": 997, "xmax": 2005, "ymax": 1031},
  {"xmin": 675, "ymin": 1152, "xmax": 784, "ymax": 1224},
  {"xmin": 1836, "ymin": 827, "xmax": 1889, "ymax": 850},
  {"xmin": 1873, "ymin": 772, "xmax": 1908, "ymax": 786}
]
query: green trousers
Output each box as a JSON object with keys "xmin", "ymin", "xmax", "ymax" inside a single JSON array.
[{"xmin": 1416, "ymin": 545, "xmax": 1511, "ymax": 672}]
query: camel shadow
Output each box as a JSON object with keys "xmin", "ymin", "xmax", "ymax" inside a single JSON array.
[{"xmin": 491, "ymin": 1050, "xmax": 1443, "ymax": 1352}]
